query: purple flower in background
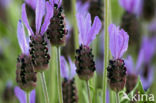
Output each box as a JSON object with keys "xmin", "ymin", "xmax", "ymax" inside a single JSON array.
[
  {"xmin": 141, "ymin": 36, "xmax": 155, "ymax": 64},
  {"xmin": 119, "ymin": 0, "xmax": 142, "ymax": 16},
  {"xmin": 107, "ymin": 24, "xmax": 129, "ymax": 92},
  {"xmin": 109, "ymin": 24, "xmax": 129, "ymax": 59},
  {"xmin": 60, "ymin": 56, "xmax": 76, "ymax": 80},
  {"xmin": 60, "ymin": 56, "xmax": 78, "ymax": 103},
  {"xmin": 14, "ymin": 86, "xmax": 36, "ymax": 103},
  {"xmin": 76, "ymin": 13, "xmax": 102, "ymax": 46}
]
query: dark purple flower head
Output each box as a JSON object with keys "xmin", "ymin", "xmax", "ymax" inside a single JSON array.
[
  {"xmin": 119, "ymin": 0, "xmax": 142, "ymax": 16},
  {"xmin": 60, "ymin": 56, "xmax": 76, "ymax": 80},
  {"xmin": 76, "ymin": 13, "xmax": 102, "ymax": 46},
  {"xmin": 22, "ymin": 0, "xmax": 54, "ymax": 36},
  {"xmin": 109, "ymin": 24, "xmax": 129, "ymax": 59},
  {"xmin": 17, "ymin": 20, "xmax": 29, "ymax": 55},
  {"xmin": 14, "ymin": 86, "xmax": 36, "ymax": 103}
]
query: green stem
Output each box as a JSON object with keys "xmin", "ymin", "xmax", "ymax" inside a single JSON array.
[
  {"xmin": 40, "ymin": 72, "xmax": 50, "ymax": 103},
  {"xmin": 57, "ymin": 47, "xmax": 63, "ymax": 103},
  {"xmin": 103, "ymin": 0, "xmax": 110, "ymax": 102},
  {"xmin": 86, "ymin": 80, "xmax": 92, "ymax": 103},
  {"xmin": 116, "ymin": 92, "xmax": 120, "ymax": 103},
  {"xmin": 71, "ymin": 0, "xmax": 79, "ymax": 50},
  {"xmin": 26, "ymin": 92, "xmax": 29, "ymax": 103}
]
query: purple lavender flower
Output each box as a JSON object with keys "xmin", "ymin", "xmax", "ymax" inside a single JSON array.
[
  {"xmin": 76, "ymin": 13, "xmax": 102, "ymax": 46},
  {"xmin": 75, "ymin": 12, "xmax": 102, "ymax": 80},
  {"xmin": 14, "ymin": 86, "xmax": 36, "ymax": 103},
  {"xmin": 119, "ymin": 0, "xmax": 142, "ymax": 16},
  {"xmin": 60, "ymin": 56, "xmax": 76, "ymax": 80},
  {"xmin": 47, "ymin": 0, "xmax": 68, "ymax": 46},
  {"xmin": 22, "ymin": 0, "xmax": 53, "ymax": 71},
  {"xmin": 107, "ymin": 24, "xmax": 129, "ymax": 92},
  {"xmin": 109, "ymin": 24, "xmax": 129, "ymax": 59},
  {"xmin": 16, "ymin": 21, "xmax": 37, "ymax": 91},
  {"xmin": 22, "ymin": 0, "xmax": 53, "ymax": 36},
  {"xmin": 60, "ymin": 56, "xmax": 78, "ymax": 103}
]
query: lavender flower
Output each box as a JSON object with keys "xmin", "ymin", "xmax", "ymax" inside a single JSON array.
[
  {"xmin": 16, "ymin": 20, "xmax": 37, "ymax": 91},
  {"xmin": 109, "ymin": 24, "xmax": 129, "ymax": 59},
  {"xmin": 119, "ymin": 0, "xmax": 142, "ymax": 16},
  {"xmin": 75, "ymin": 12, "xmax": 102, "ymax": 80},
  {"xmin": 47, "ymin": 0, "xmax": 68, "ymax": 46},
  {"xmin": 107, "ymin": 24, "xmax": 129, "ymax": 92},
  {"xmin": 22, "ymin": 0, "xmax": 53, "ymax": 72},
  {"xmin": 60, "ymin": 56, "xmax": 78, "ymax": 103},
  {"xmin": 14, "ymin": 86, "xmax": 36, "ymax": 103}
]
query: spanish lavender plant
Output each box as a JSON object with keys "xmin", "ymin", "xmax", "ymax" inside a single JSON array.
[
  {"xmin": 75, "ymin": 12, "xmax": 102, "ymax": 80},
  {"xmin": 21, "ymin": 0, "xmax": 52, "ymax": 72},
  {"xmin": 107, "ymin": 24, "xmax": 129, "ymax": 93},
  {"xmin": 60, "ymin": 56, "xmax": 78, "ymax": 103},
  {"xmin": 75, "ymin": 12, "xmax": 102, "ymax": 103},
  {"xmin": 16, "ymin": 20, "xmax": 37, "ymax": 92},
  {"xmin": 21, "ymin": 1, "xmax": 53, "ymax": 102},
  {"xmin": 14, "ymin": 86, "xmax": 36, "ymax": 103}
]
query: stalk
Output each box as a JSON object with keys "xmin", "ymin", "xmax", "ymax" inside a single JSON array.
[
  {"xmin": 40, "ymin": 72, "xmax": 50, "ymax": 103},
  {"xmin": 57, "ymin": 47, "xmax": 63, "ymax": 103},
  {"xmin": 26, "ymin": 92, "xmax": 29, "ymax": 103},
  {"xmin": 116, "ymin": 92, "xmax": 120, "ymax": 103},
  {"xmin": 71, "ymin": 0, "xmax": 79, "ymax": 49},
  {"xmin": 86, "ymin": 80, "xmax": 92, "ymax": 103},
  {"xmin": 103, "ymin": 0, "xmax": 110, "ymax": 102}
]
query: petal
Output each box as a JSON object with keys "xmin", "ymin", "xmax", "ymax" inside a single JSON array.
[
  {"xmin": 40, "ymin": 1, "xmax": 54, "ymax": 35},
  {"xmin": 118, "ymin": 29, "xmax": 129, "ymax": 58},
  {"xmin": 76, "ymin": 13, "xmax": 86, "ymax": 45},
  {"xmin": 30, "ymin": 89, "xmax": 36, "ymax": 103},
  {"xmin": 25, "ymin": 0, "xmax": 36, "ymax": 10},
  {"xmin": 36, "ymin": 0, "xmax": 45, "ymax": 34},
  {"xmin": 76, "ymin": 1, "xmax": 89, "ymax": 15},
  {"xmin": 109, "ymin": 24, "xmax": 129, "ymax": 59},
  {"xmin": 86, "ymin": 16, "xmax": 102, "ymax": 45},
  {"xmin": 68, "ymin": 57, "xmax": 76, "ymax": 79},
  {"xmin": 22, "ymin": 3, "xmax": 34, "ymax": 36},
  {"xmin": 17, "ymin": 20, "xmax": 29, "ymax": 55},
  {"xmin": 60, "ymin": 56, "xmax": 69, "ymax": 79},
  {"xmin": 84, "ymin": 13, "xmax": 91, "ymax": 44},
  {"xmin": 14, "ymin": 86, "xmax": 26, "ymax": 103},
  {"xmin": 109, "ymin": 24, "xmax": 118, "ymax": 58}
]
